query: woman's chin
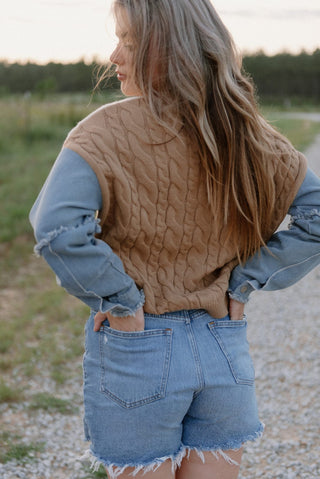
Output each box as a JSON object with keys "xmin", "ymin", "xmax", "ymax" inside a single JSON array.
[{"xmin": 121, "ymin": 83, "xmax": 142, "ymax": 97}]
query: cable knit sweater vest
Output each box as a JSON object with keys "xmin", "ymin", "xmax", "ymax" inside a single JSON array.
[{"xmin": 64, "ymin": 97, "xmax": 307, "ymax": 318}]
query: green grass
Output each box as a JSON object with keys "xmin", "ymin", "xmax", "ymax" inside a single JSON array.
[
  {"xmin": 29, "ymin": 392, "xmax": 76, "ymax": 415},
  {"xmin": 0, "ymin": 328, "xmax": 15, "ymax": 354},
  {"xmin": 261, "ymin": 103, "xmax": 320, "ymax": 151},
  {"xmin": 0, "ymin": 92, "xmax": 118, "ymax": 244},
  {"xmin": 264, "ymin": 115, "xmax": 320, "ymax": 151},
  {"xmin": 0, "ymin": 380, "xmax": 23, "ymax": 403},
  {"xmin": 260, "ymin": 98, "xmax": 320, "ymax": 112},
  {"xmin": 0, "ymin": 268, "xmax": 88, "ymax": 383},
  {"xmin": 0, "ymin": 431, "xmax": 44, "ymax": 464},
  {"xmin": 80, "ymin": 464, "xmax": 109, "ymax": 478}
]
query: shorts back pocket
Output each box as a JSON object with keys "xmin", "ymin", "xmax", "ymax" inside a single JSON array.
[
  {"xmin": 99, "ymin": 327, "xmax": 173, "ymax": 408},
  {"xmin": 208, "ymin": 319, "xmax": 255, "ymax": 386}
]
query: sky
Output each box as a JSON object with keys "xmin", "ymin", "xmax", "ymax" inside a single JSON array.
[{"xmin": 1, "ymin": 0, "xmax": 320, "ymax": 64}]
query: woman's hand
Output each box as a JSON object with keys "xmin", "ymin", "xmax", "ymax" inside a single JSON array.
[
  {"xmin": 229, "ymin": 298, "xmax": 245, "ymax": 320},
  {"xmin": 94, "ymin": 307, "xmax": 145, "ymax": 332}
]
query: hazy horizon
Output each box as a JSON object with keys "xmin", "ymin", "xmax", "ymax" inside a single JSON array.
[{"xmin": 2, "ymin": 0, "xmax": 320, "ymax": 65}]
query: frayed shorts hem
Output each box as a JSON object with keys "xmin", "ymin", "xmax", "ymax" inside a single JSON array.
[
  {"xmin": 81, "ymin": 424, "xmax": 264, "ymax": 478},
  {"xmin": 184, "ymin": 420, "xmax": 265, "ymax": 455},
  {"xmin": 80, "ymin": 446, "xmax": 186, "ymax": 478},
  {"xmin": 184, "ymin": 421, "xmax": 264, "ymax": 465}
]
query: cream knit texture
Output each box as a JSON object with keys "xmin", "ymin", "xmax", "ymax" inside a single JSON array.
[{"xmin": 64, "ymin": 97, "xmax": 307, "ymax": 318}]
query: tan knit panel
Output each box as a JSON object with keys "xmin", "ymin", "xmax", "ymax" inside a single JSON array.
[
  {"xmin": 64, "ymin": 98, "xmax": 307, "ymax": 318},
  {"xmin": 265, "ymin": 139, "xmax": 307, "ymax": 239}
]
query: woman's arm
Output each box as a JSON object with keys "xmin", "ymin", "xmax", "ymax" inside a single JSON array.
[
  {"xmin": 228, "ymin": 167, "xmax": 320, "ymax": 303},
  {"xmin": 29, "ymin": 148, "xmax": 144, "ymax": 318}
]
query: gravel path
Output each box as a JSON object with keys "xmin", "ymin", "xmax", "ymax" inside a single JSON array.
[{"xmin": 1, "ymin": 134, "xmax": 319, "ymax": 479}]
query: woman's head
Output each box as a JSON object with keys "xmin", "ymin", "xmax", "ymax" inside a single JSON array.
[
  {"xmin": 111, "ymin": 0, "xmax": 240, "ymax": 102},
  {"xmin": 108, "ymin": 0, "xmax": 294, "ymax": 262}
]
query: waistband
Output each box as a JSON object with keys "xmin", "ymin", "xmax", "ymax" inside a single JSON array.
[{"xmin": 144, "ymin": 309, "xmax": 220, "ymax": 322}]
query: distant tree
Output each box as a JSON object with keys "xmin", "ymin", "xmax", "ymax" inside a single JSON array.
[
  {"xmin": 0, "ymin": 60, "xmax": 119, "ymax": 94},
  {"xmin": 35, "ymin": 77, "xmax": 57, "ymax": 98},
  {"xmin": 242, "ymin": 50, "xmax": 320, "ymax": 103},
  {"xmin": 0, "ymin": 51, "xmax": 319, "ymax": 103}
]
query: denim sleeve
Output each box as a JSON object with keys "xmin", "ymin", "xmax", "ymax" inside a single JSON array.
[
  {"xmin": 29, "ymin": 148, "xmax": 145, "ymax": 317},
  {"xmin": 228, "ymin": 168, "xmax": 320, "ymax": 303}
]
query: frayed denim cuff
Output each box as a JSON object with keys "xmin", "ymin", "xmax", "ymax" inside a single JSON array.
[
  {"xmin": 228, "ymin": 282, "xmax": 256, "ymax": 303},
  {"xmin": 101, "ymin": 288, "xmax": 145, "ymax": 318}
]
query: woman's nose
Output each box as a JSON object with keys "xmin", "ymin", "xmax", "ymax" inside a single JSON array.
[{"xmin": 110, "ymin": 44, "xmax": 123, "ymax": 65}]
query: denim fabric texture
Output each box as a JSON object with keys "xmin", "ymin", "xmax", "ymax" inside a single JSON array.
[
  {"xmin": 83, "ymin": 309, "xmax": 263, "ymax": 475},
  {"xmin": 30, "ymin": 148, "xmax": 320, "ymax": 314}
]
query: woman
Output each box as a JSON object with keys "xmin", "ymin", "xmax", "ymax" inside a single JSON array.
[{"xmin": 29, "ymin": 1, "xmax": 320, "ymax": 478}]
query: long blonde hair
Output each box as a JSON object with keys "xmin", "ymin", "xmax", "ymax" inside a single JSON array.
[{"xmin": 105, "ymin": 0, "xmax": 295, "ymax": 262}]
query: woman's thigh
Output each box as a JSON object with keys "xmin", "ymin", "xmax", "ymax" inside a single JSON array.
[
  {"xmin": 107, "ymin": 459, "xmax": 175, "ymax": 479},
  {"xmin": 176, "ymin": 449, "xmax": 243, "ymax": 479}
]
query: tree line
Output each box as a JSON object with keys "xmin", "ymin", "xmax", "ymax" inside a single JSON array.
[
  {"xmin": 0, "ymin": 50, "xmax": 319, "ymax": 102},
  {"xmin": 242, "ymin": 50, "xmax": 320, "ymax": 103}
]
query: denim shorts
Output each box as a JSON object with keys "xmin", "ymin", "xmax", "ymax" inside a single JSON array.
[{"xmin": 82, "ymin": 309, "xmax": 263, "ymax": 477}]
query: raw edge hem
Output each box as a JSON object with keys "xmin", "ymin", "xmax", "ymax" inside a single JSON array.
[
  {"xmin": 80, "ymin": 446, "xmax": 187, "ymax": 478},
  {"xmin": 184, "ymin": 421, "xmax": 265, "ymax": 467},
  {"xmin": 80, "ymin": 423, "xmax": 264, "ymax": 477}
]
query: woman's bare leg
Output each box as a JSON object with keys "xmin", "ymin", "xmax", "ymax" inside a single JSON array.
[
  {"xmin": 176, "ymin": 448, "xmax": 243, "ymax": 479},
  {"xmin": 106, "ymin": 458, "xmax": 175, "ymax": 479}
]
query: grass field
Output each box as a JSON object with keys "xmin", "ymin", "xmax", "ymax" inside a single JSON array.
[{"xmin": 0, "ymin": 93, "xmax": 320, "ymax": 475}]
